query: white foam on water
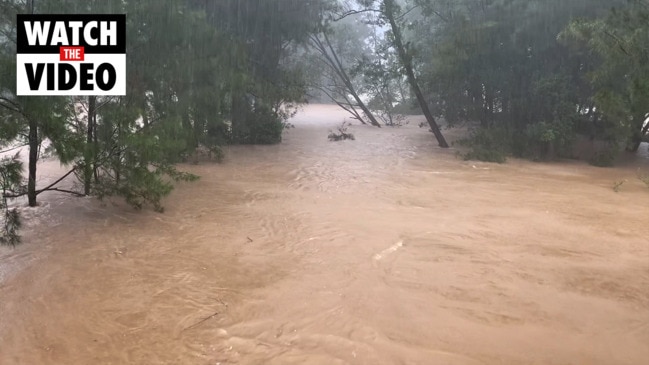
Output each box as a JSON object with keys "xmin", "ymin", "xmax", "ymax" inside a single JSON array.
[{"xmin": 373, "ymin": 240, "xmax": 403, "ymax": 261}]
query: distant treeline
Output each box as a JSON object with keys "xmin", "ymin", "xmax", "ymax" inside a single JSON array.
[{"xmin": 408, "ymin": 0, "xmax": 648, "ymax": 164}]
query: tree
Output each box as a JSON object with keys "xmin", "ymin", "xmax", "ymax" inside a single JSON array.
[
  {"xmin": 562, "ymin": 0, "xmax": 649, "ymax": 153},
  {"xmin": 1, "ymin": 0, "xmax": 330, "ymax": 243},
  {"xmin": 353, "ymin": 26, "xmax": 411, "ymax": 127},
  {"xmin": 337, "ymin": 0, "xmax": 449, "ymax": 143},
  {"xmin": 408, "ymin": 0, "xmax": 625, "ymax": 161},
  {"xmin": 308, "ymin": 11, "xmax": 409, "ymax": 127},
  {"xmin": 308, "ymin": 23, "xmax": 383, "ymax": 127},
  {"xmin": 382, "ymin": 0, "xmax": 448, "ymax": 147},
  {"xmin": 194, "ymin": 0, "xmax": 332, "ymax": 143},
  {"xmin": 0, "ymin": 0, "xmax": 75, "ymax": 206}
]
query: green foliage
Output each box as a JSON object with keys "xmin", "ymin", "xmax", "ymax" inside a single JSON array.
[
  {"xmin": 1, "ymin": 0, "xmax": 80, "ymax": 211},
  {"xmin": 562, "ymin": 0, "xmax": 649, "ymax": 152},
  {"xmin": 230, "ymin": 105, "xmax": 287, "ymax": 145},
  {"xmin": 347, "ymin": 19, "xmax": 410, "ymax": 127},
  {"xmin": 94, "ymin": 164, "xmax": 198, "ymax": 213},
  {"xmin": 457, "ymin": 127, "xmax": 509, "ymax": 163},
  {"xmin": 589, "ymin": 148, "xmax": 618, "ymax": 167},
  {"xmin": 0, "ymin": 153, "xmax": 23, "ymax": 246},
  {"xmin": 407, "ymin": 0, "xmax": 630, "ymax": 162},
  {"xmin": 0, "ymin": 0, "xmax": 326, "ymax": 241},
  {"xmin": 200, "ymin": 0, "xmax": 329, "ymax": 137},
  {"xmin": 524, "ymin": 118, "xmax": 575, "ymax": 160},
  {"xmin": 519, "ymin": 75, "xmax": 579, "ymax": 160}
]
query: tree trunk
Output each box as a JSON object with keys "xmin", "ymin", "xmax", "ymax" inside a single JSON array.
[
  {"xmin": 384, "ymin": 0, "xmax": 448, "ymax": 148},
  {"xmin": 324, "ymin": 34, "xmax": 382, "ymax": 127},
  {"xmin": 231, "ymin": 91, "xmax": 248, "ymax": 143},
  {"xmin": 311, "ymin": 34, "xmax": 382, "ymax": 127},
  {"xmin": 27, "ymin": 118, "xmax": 38, "ymax": 207},
  {"xmin": 141, "ymin": 94, "xmax": 149, "ymax": 128},
  {"xmin": 627, "ymin": 116, "xmax": 649, "ymax": 153},
  {"xmin": 317, "ymin": 85, "xmax": 366, "ymax": 124},
  {"xmin": 84, "ymin": 96, "xmax": 96, "ymax": 195},
  {"xmin": 25, "ymin": 0, "xmax": 38, "ymax": 207},
  {"xmin": 115, "ymin": 117, "xmax": 121, "ymax": 184},
  {"xmin": 546, "ymin": 140, "xmax": 556, "ymax": 161},
  {"xmin": 342, "ymin": 77, "xmax": 382, "ymax": 127},
  {"xmin": 93, "ymin": 99, "xmax": 99, "ymax": 184}
]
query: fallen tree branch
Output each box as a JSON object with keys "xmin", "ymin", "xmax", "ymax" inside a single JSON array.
[
  {"xmin": 39, "ymin": 188, "xmax": 85, "ymax": 197},
  {"xmin": 35, "ymin": 168, "xmax": 78, "ymax": 195},
  {"xmin": 182, "ymin": 311, "xmax": 219, "ymax": 332},
  {"xmin": 0, "ymin": 144, "xmax": 28, "ymax": 154},
  {"xmin": 3, "ymin": 167, "xmax": 84, "ymax": 198},
  {"xmin": 332, "ymin": 8, "xmax": 381, "ymax": 21}
]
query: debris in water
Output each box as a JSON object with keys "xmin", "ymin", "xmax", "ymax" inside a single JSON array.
[{"xmin": 373, "ymin": 240, "xmax": 404, "ymax": 261}]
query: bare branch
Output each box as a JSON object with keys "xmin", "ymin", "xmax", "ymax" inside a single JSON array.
[
  {"xmin": 36, "ymin": 167, "xmax": 77, "ymax": 193},
  {"xmin": 0, "ymin": 97, "xmax": 21, "ymax": 113},
  {"xmin": 0, "ymin": 144, "xmax": 28, "ymax": 154},
  {"xmin": 332, "ymin": 8, "xmax": 381, "ymax": 22},
  {"xmin": 38, "ymin": 188, "xmax": 85, "ymax": 197},
  {"xmin": 396, "ymin": 5, "xmax": 420, "ymax": 21}
]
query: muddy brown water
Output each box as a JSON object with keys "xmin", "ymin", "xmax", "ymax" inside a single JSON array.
[{"xmin": 1, "ymin": 104, "xmax": 648, "ymax": 365}]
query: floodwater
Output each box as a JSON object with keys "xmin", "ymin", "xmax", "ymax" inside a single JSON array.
[{"xmin": 1, "ymin": 104, "xmax": 648, "ymax": 365}]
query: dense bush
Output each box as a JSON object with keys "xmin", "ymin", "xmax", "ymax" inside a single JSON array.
[
  {"xmin": 230, "ymin": 105, "xmax": 286, "ymax": 145},
  {"xmin": 589, "ymin": 148, "xmax": 618, "ymax": 167},
  {"xmin": 457, "ymin": 127, "xmax": 510, "ymax": 163}
]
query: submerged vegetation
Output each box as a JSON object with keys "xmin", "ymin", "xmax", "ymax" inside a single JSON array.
[
  {"xmin": 1, "ymin": 0, "xmax": 647, "ymax": 244},
  {"xmin": 328, "ymin": 122, "xmax": 356, "ymax": 141},
  {"xmin": 306, "ymin": 0, "xmax": 647, "ymax": 162},
  {"xmin": 406, "ymin": 0, "xmax": 647, "ymax": 163},
  {"xmin": 0, "ymin": 0, "xmax": 330, "ymax": 244}
]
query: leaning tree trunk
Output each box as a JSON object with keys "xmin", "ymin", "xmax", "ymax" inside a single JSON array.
[
  {"xmin": 384, "ymin": 0, "xmax": 449, "ymax": 148},
  {"xmin": 27, "ymin": 118, "xmax": 38, "ymax": 207},
  {"xmin": 310, "ymin": 34, "xmax": 382, "ymax": 127},
  {"xmin": 323, "ymin": 33, "xmax": 382, "ymax": 128}
]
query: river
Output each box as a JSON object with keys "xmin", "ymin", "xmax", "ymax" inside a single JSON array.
[{"xmin": 1, "ymin": 104, "xmax": 648, "ymax": 364}]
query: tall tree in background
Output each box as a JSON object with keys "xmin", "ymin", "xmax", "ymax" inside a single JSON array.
[
  {"xmin": 306, "ymin": 6, "xmax": 411, "ymax": 128},
  {"xmin": 354, "ymin": 25, "xmax": 411, "ymax": 127},
  {"xmin": 195, "ymin": 0, "xmax": 331, "ymax": 143},
  {"xmin": 307, "ymin": 16, "xmax": 382, "ymax": 127},
  {"xmin": 340, "ymin": 0, "xmax": 449, "ymax": 143},
  {"xmin": 382, "ymin": 0, "xmax": 448, "ymax": 147}
]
